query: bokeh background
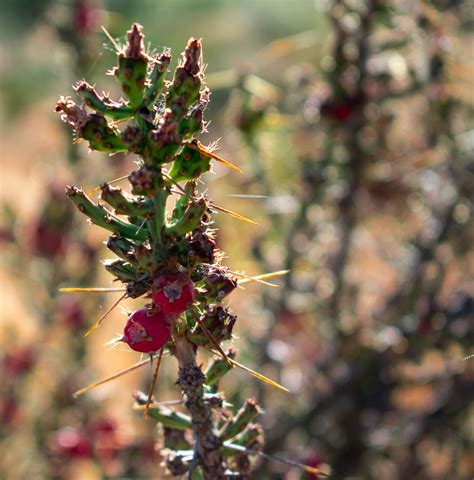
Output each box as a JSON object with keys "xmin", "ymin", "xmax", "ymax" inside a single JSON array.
[{"xmin": 1, "ymin": 1, "xmax": 473, "ymax": 479}]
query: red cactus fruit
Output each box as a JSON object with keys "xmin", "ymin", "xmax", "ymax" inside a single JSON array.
[
  {"xmin": 152, "ymin": 271, "xmax": 196, "ymax": 314},
  {"xmin": 123, "ymin": 308, "xmax": 171, "ymax": 353}
]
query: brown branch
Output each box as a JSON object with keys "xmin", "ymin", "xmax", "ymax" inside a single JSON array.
[{"xmin": 174, "ymin": 335, "xmax": 226, "ymax": 479}]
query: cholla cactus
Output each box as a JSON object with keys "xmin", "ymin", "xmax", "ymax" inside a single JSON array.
[{"xmin": 55, "ymin": 24, "xmax": 290, "ymax": 479}]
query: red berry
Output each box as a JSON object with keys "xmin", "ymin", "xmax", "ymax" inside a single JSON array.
[
  {"xmin": 123, "ymin": 308, "xmax": 171, "ymax": 353},
  {"xmin": 152, "ymin": 272, "xmax": 196, "ymax": 315}
]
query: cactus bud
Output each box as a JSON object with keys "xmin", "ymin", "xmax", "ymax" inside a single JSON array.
[
  {"xmin": 165, "ymin": 197, "xmax": 207, "ymax": 237},
  {"xmin": 106, "ymin": 235, "xmax": 137, "ymax": 262},
  {"xmin": 55, "ymin": 96, "xmax": 88, "ymax": 134},
  {"xmin": 187, "ymin": 306, "xmax": 236, "ymax": 347},
  {"xmin": 219, "ymin": 399, "xmax": 261, "ymax": 441},
  {"xmin": 75, "ymin": 81, "xmax": 133, "ymax": 120},
  {"xmin": 200, "ymin": 265, "xmax": 238, "ymax": 300},
  {"xmin": 166, "ymin": 38, "xmax": 203, "ymax": 119},
  {"xmin": 144, "ymin": 52, "xmax": 172, "ymax": 108},
  {"xmin": 178, "ymin": 228, "xmax": 216, "ymax": 266},
  {"xmin": 100, "ymin": 184, "xmax": 154, "ymax": 217},
  {"xmin": 81, "ymin": 114, "xmax": 129, "ymax": 152},
  {"xmin": 103, "ymin": 258, "xmax": 141, "ymax": 282},
  {"xmin": 147, "ymin": 109, "xmax": 181, "ymax": 164},
  {"xmin": 168, "ymin": 145, "xmax": 211, "ymax": 182},
  {"xmin": 204, "ymin": 348, "xmax": 237, "ymax": 387},
  {"xmin": 115, "ymin": 24, "xmax": 148, "ymax": 108},
  {"xmin": 128, "ymin": 165, "xmax": 164, "ymax": 197}
]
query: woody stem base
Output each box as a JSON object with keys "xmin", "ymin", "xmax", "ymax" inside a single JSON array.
[{"xmin": 174, "ymin": 335, "xmax": 225, "ymax": 479}]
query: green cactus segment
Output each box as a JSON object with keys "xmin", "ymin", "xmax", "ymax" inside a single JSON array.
[
  {"xmin": 166, "ymin": 38, "xmax": 203, "ymax": 119},
  {"xmin": 103, "ymin": 259, "xmax": 141, "ymax": 282},
  {"xmin": 199, "ymin": 266, "xmax": 238, "ymax": 300},
  {"xmin": 220, "ymin": 424, "xmax": 263, "ymax": 456},
  {"xmin": 235, "ymin": 424, "xmax": 263, "ymax": 448},
  {"xmin": 187, "ymin": 307, "xmax": 236, "ymax": 347},
  {"xmin": 106, "ymin": 235, "xmax": 137, "ymax": 262},
  {"xmin": 218, "ymin": 399, "xmax": 261, "ymax": 441},
  {"xmin": 165, "ymin": 198, "xmax": 207, "ymax": 236},
  {"xmin": 145, "ymin": 405, "xmax": 192, "ymax": 430},
  {"xmin": 170, "ymin": 194, "xmax": 191, "ymax": 223},
  {"xmin": 168, "ymin": 146, "xmax": 211, "ymax": 182},
  {"xmin": 144, "ymin": 52, "xmax": 172, "ymax": 108},
  {"xmin": 80, "ymin": 114, "xmax": 129, "ymax": 152},
  {"xmin": 126, "ymin": 277, "xmax": 152, "ymax": 299},
  {"xmin": 133, "ymin": 243, "xmax": 155, "ymax": 271},
  {"xmin": 146, "ymin": 109, "xmax": 181, "ymax": 165},
  {"xmin": 75, "ymin": 81, "xmax": 134, "ymax": 120},
  {"xmin": 100, "ymin": 184, "xmax": 154, "ymax": 217},
  {"xmin": 167, "ymin": 67, "xmax": 201, "ymax": 118},
  {"xmin": 178, "ymin": 98, "xmax": 208, "ymax": 140},
  {"xmin": 114, "ymin": 24, "xmax": 149, "ymax": 109},
  {"xmin": 147, "ymin": 139, "xmax": 181, "ymax": 166},
  {"xmin": 204, "ymin": 349, "xmax": 236, "ymax": 387},
  {"xmin": 116, "ymin": 55, "xmax": 148, "ymax": 108},
  {"xmin": 66, "ymin": 186, "xmax": 148, "ymax": 241}
]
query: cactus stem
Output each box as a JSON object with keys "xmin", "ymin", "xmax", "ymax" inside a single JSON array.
[{"xmin": 149, "ymin": 188, "xmax": 169, "ymax": 255}]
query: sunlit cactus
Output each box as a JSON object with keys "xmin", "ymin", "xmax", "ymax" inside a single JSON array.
[{"xmin": 56, "ymin": 23, "xmax": 324, "ymax": 479}]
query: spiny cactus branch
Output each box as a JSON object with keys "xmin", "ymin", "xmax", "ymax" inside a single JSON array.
[{"xmin": 56, "ymin": 23, "xmax": 270, "ymax": 478}]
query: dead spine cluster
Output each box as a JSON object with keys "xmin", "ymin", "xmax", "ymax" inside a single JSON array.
[{"xmin": 56, "ymin": 24, "xmax": 262, "ymax": 479}]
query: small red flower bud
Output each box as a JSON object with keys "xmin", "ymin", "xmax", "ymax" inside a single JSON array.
[
  {"xmin": 152, "ymin": 271, "xmax": 196, "ymax": 314},
  {"xmin": 123, "ymin": 308, "xmax": 171, "ymax": 353}
]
